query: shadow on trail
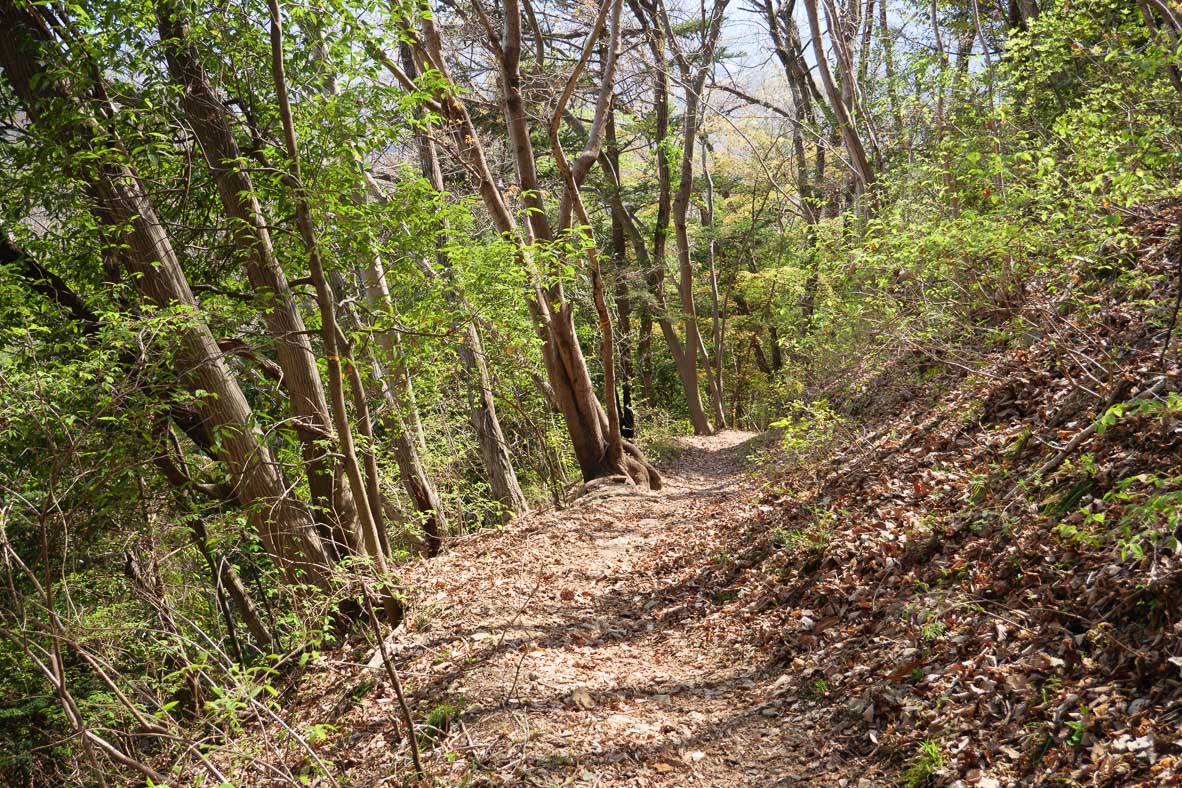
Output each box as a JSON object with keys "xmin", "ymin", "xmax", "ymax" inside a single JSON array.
[
  {"xmin": 347, "ymin": 430, "xmax": 814, "ymax": 784},
  {"xmin": 402, "ymin": 445, "xmax": 783, "ymax": 708}
]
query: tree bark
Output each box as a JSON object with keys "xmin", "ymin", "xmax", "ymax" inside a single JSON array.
[
  {"xmin": 411, "ymin": 11, "xmax": 660, "ymax": 488},
  {"xmin": 657, "ymin": 0, "xmax": 730, "ymax": 435},
  {"xmin": 605, "ymin": 107, "xmax": 635, "ymax": 390},
  {"xmin": 699, "ymin": 135, "xmax": 727, "ymax": 428},
  {"xmin": 802, "ymin": 0, "xmax": 876, "ymax": 193},
  {"xmin": 629, "ymin": 0, "xmax": 714, "ymax": 431},
  {"xmin": 550, "ymin": 0, "xmax": 627, "ymax": 472},
  {"xmin": 266, "ymin": 0, "xmax": 395, "ymax": 600},
  {"xmin": 346, "ymin": 253, "xmax": 449, "ymax": 554},
  {"xmin": 758, "ymin": 0, "xmax": 832, "ymax": 330},
  {"xmin": 306, "ymin": 25, "xmax": 454, "ymax": 547},
  {"xmin": 1007, "ymin": 0, "xmax": 1039, "ymax": 30},
  {"xmin": 878, "ymin": 0, "xmax": 903, "ymax": 139}
]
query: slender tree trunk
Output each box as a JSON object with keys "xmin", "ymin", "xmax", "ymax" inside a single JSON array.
[
  {"xmin": 550, "ymin": 0, "xmax": 628, "ymax": 472},
  {"xmin": 459, "ymin": 326, "xmax": 529, "ymax": 516},
  {"xmin": 635, "ymin": 30, "xmax": 661, "ymax": 409},
  {"xmin": 345, "ymin": 244, "xmax": 450, "ymax": 553},
  {"xmin": 597, "ymin": 111, "xmax": 692, "ymax": 419},
  {"xmin": 802, "ymin": 0, "xmax": 876, "ymax": 193},
  {"xmin": 659, "ymin": 0, "xmax": 729, "ymax": 435},
  {"xmin": 155, "ymin": 1, "xmax": 355, "ymax": 557},
  {"xmin": 450, "ymin": 5, "xmax": 617, "ymax": 480},
  {"xmin": 605, "ymin": 108, "xmax": 635, "ymax": 390},
  {"xmin": 699, "ymin": 135, "xmax": 727, "ymax": 429},
  {"xmin": 266, "ymin": 1, "xmax": 397, "ymax": 605},
  {"xmin": 638, "ymin": 310, "xmax": 655, "ymax": 405},
  {"xmin": 1007, "ymin": 0, "xmax": 1039, "ymax": 29},
  {"xmin": 672, "ymin": 172, "xmax": 712, "ymax": 435},
  {"xmin": 399, "ymin": 42, "xmax": 527, "ymax": 519},
  {"xmin": 633, "ymin": 0, "xmax": 713, "ymax": 433},
  {"xmin": 1137, "ymin": 0, "xmax": 1182, "ymax": 98},
  {"xmin": 878, "ymin": 0, "xmax": 904, "ymax": 141},
  {"xmin": 191, "ymin": 516, "xmax": 274, "ymax": 651},
  {"xmin": 827, "ymin": 0, "xmax": 882, "ymax": 173},
  {"xmin": 929, "ymin": 0, "xmax": 958, "ymax": 218},
  {"xmin": 305, "ymin": 27, "xmax": 455, "ymax": 547}
]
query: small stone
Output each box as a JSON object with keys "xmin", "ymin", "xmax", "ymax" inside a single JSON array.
[
  {"xmin": 569, "ymin": 688, "xmax": 595, "ymax": 709},
  {"xmin": 1128, "ymin": 698, "xmax": 1152, "ymax": 715}
]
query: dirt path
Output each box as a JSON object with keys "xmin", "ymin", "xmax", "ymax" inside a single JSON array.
[{"xmin": 326, "ymin": 432, "xmax": 829, "ymax": 786}]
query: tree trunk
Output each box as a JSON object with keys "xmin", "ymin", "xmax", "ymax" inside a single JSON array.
[
  {"xmin": 699, "ymin": 135, "xmax": 727, "ymax": 429},
  {"xmin": 1136, "ymin": 0, "xmax": 1182, "ymax": 98},
  {"xmin": 459, "ymin": 327, "xmax": 529, "ymax": 516},
  {"xmin": 761, "ymin": 0, "xmax": 831, "ymax": 330},
  {"xmin": 190, "ymin": 515, "xmax": 274, "ymax": 652},
  {"xmin": 878, "ymin": 0, "xmax": 904, "ymax": 140},
  {"xmin": 549, "ymin": 0, "xmax": 628, "ymax": 474},
  {"xmin": 802, "ymin": 0, "xmax": 876, "ymax": 194},
  {"xmin": 345, "ymin": 239, "xmax": 450, "ymax": 554},
  {"xmin": 638, "ymin": 309, "xmax": 655, "ymax": 405},
  {"xmin": 399, "ymin": 42, "xmax": 527, "ymax": 519},
  {"xmin": 155, "ymin": 0, "xmax": 355, "ymax": 557},
  {"xmin": 266, "ymin": 0, "xmax": 396, "ymax": 602},
  {"xmin": 1007, "ymin": 0, "xmax": 1039, "ymax": 29},
  {"xmin": 413, "ymin": 10, "xmax": 660, "ymax": 489},
  {"xmin": 630, "ymin": 0, "xmax": 713, "ymax": 432},
  {"xmin": 605, "ymin": 108, "xmax": 635, "ymax": 390},
  {"xmin": 305, "ymin": 27, "xmax": 454, "ymax": 547},
  {"xmin": 659, "ymin": 0, "xmax": 729, "ymax": 435}
]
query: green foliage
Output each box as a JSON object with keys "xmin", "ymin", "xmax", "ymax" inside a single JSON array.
[
  {"xmin": 770, "ymin": 400, "xmax": 847, "ymax": 467},
  {"xmin": 635, "ymin": 408, "xmax": 693, "ymax": 462},
  {"xmin": 1055, "ymin": 394, "xmax": 1182, "ymax": 558},
  {"xmin": 900, "ymin": 739, "xmax": 944, "ymax": 787},
  {"xmin": 418, "ymin": 701, "xmax": 461, "ymax": 749},
  {"xmin": 754, "ymin": 0, "xmax": 1182, "ymax": 425},
  {"xmin": 921, "ymin": 619, "xmax": 947, "ymax": 643},
  {"xmin": 773, "ymin": 505, "xmax": 835, "ymax": 553}
]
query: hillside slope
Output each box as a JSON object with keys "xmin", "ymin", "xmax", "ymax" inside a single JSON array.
[{"xmin": 711, "ymin": 201, "xmax": 1182, "ymax": 786}]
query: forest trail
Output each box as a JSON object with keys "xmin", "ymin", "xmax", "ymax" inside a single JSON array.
[{"xmin": 326, "ymin": 431, "xmax": 827, "ymax": 785}]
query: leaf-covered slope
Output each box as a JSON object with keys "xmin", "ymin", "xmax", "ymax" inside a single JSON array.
[{"xmin": 708, "ymin": 201, "xmax": 1182, "ymax": 785}]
